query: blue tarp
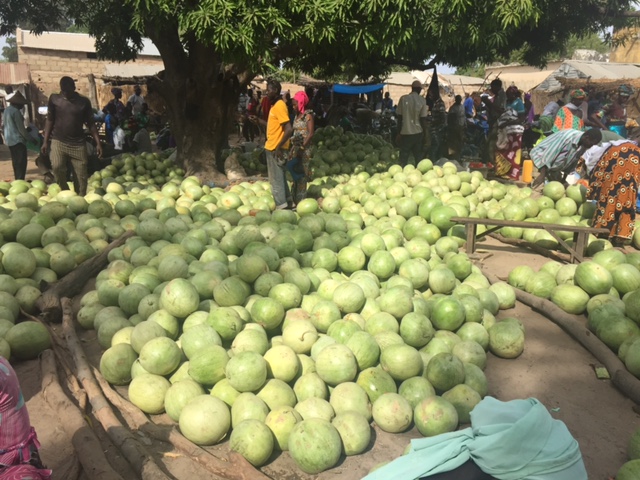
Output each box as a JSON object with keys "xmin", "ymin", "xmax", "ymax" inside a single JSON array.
[{"xmin": 332, "ymin": 83, "xmax": 385, "ymax": 95}]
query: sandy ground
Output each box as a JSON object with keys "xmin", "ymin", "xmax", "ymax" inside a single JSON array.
[
  {"xmin": 0, "ymin": 143, "xmax": 42, "ymax": 182},
  {"xmin": 1, "ymin": 145, "xmax": 639, "ymax": 479}
]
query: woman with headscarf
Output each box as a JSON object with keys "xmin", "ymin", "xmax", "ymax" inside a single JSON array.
[
  {"xmin": 287, "ymin": 91, "xmax": 315, "ymax": 205},
  {"xmin": 553, "ymin": 89, "xmax": 586, "ymax": 132},
  {"xmin": 505, "ymin": 86, "xmax": 525, "ymax": 120},
  {"xmin": 582, "ymin": 137, "xmax": 640, "ymax": 245},
  {"xmin": 593, "ymin": 84, "xmax": 635, "ymax": 137},
  {"xmin": 105, "ymin": 87, "xmax": 126, "ymax": 122}
]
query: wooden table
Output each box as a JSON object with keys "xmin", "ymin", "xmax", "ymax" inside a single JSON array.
[{"xmin": 451, "ymin": 217, "xmax": 610, "ymax": 263}]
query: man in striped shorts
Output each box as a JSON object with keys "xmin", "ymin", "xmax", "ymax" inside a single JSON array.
[{"xmin": 41, "ymin": 76, "xmax": 102, "ymax": 196}]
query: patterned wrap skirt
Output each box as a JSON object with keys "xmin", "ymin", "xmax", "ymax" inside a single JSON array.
[{"xmin": 587, "ymin": 142, "xmax": 640, "ymax": 241}]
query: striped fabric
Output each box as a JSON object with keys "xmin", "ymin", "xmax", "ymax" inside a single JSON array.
[
  {"xmin": 0, "ymin": 358, "xmax": 51, "ymax": 479},
  {"xmin": 0, "ymin": 463, "xmax": 52, "ymax": 479},
  {"xmin": 49, "ymin": 139, "xmax": 89, "ymax": 196},
  {"xmin": 530, "ymin": 129, "xmax": 584, "ymax": 172}
]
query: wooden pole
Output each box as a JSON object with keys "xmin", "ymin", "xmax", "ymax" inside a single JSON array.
[
  {"xmin": 61, "ymin": 298, "xmax": 172, "ymax": 480},
  {"xmin": 87, "ymin": 74, "xmax": 99, "ymax": 110},
  {"xmin": 41, "ymin": 350, "xmax": 125, "ymax": 480},
  {"xmin": 36, "ymin": 231, "xmax": 133, "ymax": 323},
  {"xmin": 92, "ymin": 368, "xmax": 273, "ymax": 480}
]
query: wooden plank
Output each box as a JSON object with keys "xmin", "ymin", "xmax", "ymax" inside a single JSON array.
[
  {"xmin": 574, "ymin": 232, "xmax": 588, "ymax": 262},
  {"xmin": 465, "ymin": 223, "xmax": 476, "ymax": 254},
  {"xmin": 542, "ymin": 226, "xmax": 583, "ymax": 263},
  {"xmin": 451, "ymin": 216, "xmax": 609, "ymax": 235}
]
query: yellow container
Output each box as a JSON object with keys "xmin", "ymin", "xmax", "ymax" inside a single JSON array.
[{"xmin": 522, "ymin": 159, "xmax": 534, "ymax": 183}]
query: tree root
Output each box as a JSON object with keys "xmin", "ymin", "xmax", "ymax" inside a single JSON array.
[
  {"xmin": 61, "ymin": 298, "xmax": 173, "ymax": 480},
  {"xmin": 92, "ymin": 368, "xmax": 273, "ymax": 480},
  {"xmin": 55, "ymin": 454, "xmax": 82, "ymax": 480},
  {"xmin": 40, "ymin": 350, "xmax": 124, "ymax": 480},
  {"xmin": 36, "ymin": 231, "xmax": 134, "ymax": 323},
  {"xmin": 482, "ymin": 268, "xmax": 640, "ymax": 405}
]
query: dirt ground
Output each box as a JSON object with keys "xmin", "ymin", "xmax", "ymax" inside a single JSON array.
[
  {"xmin": 2, "ymin": 145, "xmax": 639, "ymax": 479},
  {"xmin": 0, "ymin": 143, "xmax": 42, "ymax": 182}
]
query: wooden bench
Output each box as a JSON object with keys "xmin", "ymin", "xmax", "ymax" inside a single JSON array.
[{"xmin": 451, "ymin": 217, "xmax": 610, "ymax": 263}]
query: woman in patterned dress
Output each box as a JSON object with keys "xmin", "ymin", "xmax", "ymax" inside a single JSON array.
[
  {"xmin": 288, "ymin": 91, "xmax": 314, "ymax": 205},
  {"xmin": 587, "ymin": 140, "xmax": 640, "ymax": 245}
]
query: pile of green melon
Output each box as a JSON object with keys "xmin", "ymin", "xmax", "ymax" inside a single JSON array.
[
  {"xmin": 88, "ymin": 151, "xmax": 183, "ymax": 191},
  {"xmin": 308, "ymin": 127, "xmax": 398, "ymax": 178},
  {"xmin": 88, "ymin": 202, "xmax": 524, "ymax": 473},
  {"xmin": 619, "ymin": 427, "xmax": 640, "ymax": 479},
  {"xmin": 55, "ymin": 159, "xmax": 531, "ymax": 475},
  {"xmin": 507, "ymin": 249, "xmax": 640, "ymax": 381},
  {"xmin": 5, "ymin": 156, "xmax": 626, "ymax": 476}
]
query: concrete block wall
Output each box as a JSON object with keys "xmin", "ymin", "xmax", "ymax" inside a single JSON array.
[{"xmin": 18, "ymin": 45, "xmax": 164, "ymax": 109}]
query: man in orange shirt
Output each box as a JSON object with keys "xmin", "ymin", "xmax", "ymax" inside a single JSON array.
[{"xmin": 251, "ymin": 79, "xmax": 293, "ymax": 209}]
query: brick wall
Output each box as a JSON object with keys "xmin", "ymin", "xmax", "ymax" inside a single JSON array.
[{"xmin": 18, "ymin": 45, "xmax": 164, "ymax": 109}]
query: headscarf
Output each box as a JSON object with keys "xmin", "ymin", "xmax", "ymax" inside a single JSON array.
[
  {"xmin": 506, "ymin": 86, "xmax": 520, "ymax": 97},
  {"xmin": 570, "ymin": 89, "xmax": 586, "ymax": 99},
  {"xmin": 619, "ymin": 84, "xmax": 634, "ymax": 97},
  {"xmin": 293, "ymin": 91, "xmax": 309, "ymax": 114},
  {"xmin": 524, "ymin": 93, "xmax": 532, "ymax": 102}
]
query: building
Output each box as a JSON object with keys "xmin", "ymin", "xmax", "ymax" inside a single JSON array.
[
  {"xmin": 384, "ymin": 71, "xmax": 485, "ymax": 108},
  {"xmin": 535, "ymin": 60, "xmax": 640, "ymax": 92},
  {"xmin": 531, "ymin": 60, "xmax": 640, "ymax": 117},
  {"xmin": 611, "ymin": 28, "xmax": 640, "ymax": 63},
  {"xmin": 485, "ymin": 62, "xmax": 563, "ymax": 93},
  {"xmin": 15, "ymin": 28, "xmax": 164, "ymax": 111}
]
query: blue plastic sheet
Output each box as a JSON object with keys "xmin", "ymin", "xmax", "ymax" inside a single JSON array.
[{"xmin": 332, "ymin": 83, "xmax": 385, "ymax": 95}]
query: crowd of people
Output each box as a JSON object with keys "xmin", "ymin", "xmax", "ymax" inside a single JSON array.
[
  {"xmin": 527, "ymin": 83, "xmax": 640, "ymax": 246},
  {"xmin": 100, "ymin": 86, "xmax": 153, "ymax": 155},
  {"xmin": 2, "ymin": 79, "xmax": 155, "ymax": 193}
]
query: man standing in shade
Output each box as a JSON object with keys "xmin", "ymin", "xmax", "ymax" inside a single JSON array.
[
  {"xmin": 41, "ymin": 76, "xmax": 102, "ymax": 196},
  {"xmin": 396, "ymin": 80, "xmax": 428, "ymax": 166},
  {"xmin": 251, "ymin": 79, "xmax": 293, "ymax": 209},
  {"xmin": 128, "ymin": 85, "xmax": 145, "ymax": 116},
  {"xmin": 2, "ymin": 91, "xmax": 30, "ymax": 180}
]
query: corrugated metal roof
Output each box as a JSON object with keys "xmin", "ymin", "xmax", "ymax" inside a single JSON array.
[
  {"xmin": 0, "ymin": 63, "xmax": 30, "ymax": 85},
  {"xmin": 102, "ymin": 63, "xmax": 162, "ymax": 78},
  {"xmin": 535, "ymin": 60, "xmax": 640, "ymax": 92},
  {"xmin": 562, "ymin": 60, "xmax": 640, "ymax": 79},
  {"xmin": 17, "ymin": 28, "xmax": 160, "ymax": 57}
]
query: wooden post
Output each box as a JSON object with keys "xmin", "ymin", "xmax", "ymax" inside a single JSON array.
[
  {"xmin": 465, "ymin": 223, "xmax": 477, "ymax": 254},
  {"xmin": 87, "ymin": 74, "xmax": 99, "ymax": 109}
]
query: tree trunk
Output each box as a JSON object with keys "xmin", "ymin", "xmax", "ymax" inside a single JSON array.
[{"xmin": 146, "ymin": 30, "xmax": 252, "ymax": 186}]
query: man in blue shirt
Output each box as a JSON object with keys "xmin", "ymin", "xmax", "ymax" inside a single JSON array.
[
  {"xmin": 463, "ymin": 93, "xmax": 475, "ymax": 119},
  {"xmin": 2, "ymin": 91, "xmax": 30, "ymax": 180}
]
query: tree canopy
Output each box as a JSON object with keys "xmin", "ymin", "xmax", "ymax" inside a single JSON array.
[
  {"xmin": 1, "ymin": 0, "xmax": 637, "ymax": 178},
  {"xmin": 1, "ymin": 36, "xmax": 17, "ymax": 62}
]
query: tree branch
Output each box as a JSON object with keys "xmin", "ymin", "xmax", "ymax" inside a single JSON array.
[
  {"xmin": 385, "ymin": 56, "xmax": 440, "ymax": 72},
  {"xmin": 144, "ymin": 21, "xmax": 187, "ymax": 78},
  {"xmin": 599, "ymin": 8, "xmax": 640, "ymax": 17}
]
